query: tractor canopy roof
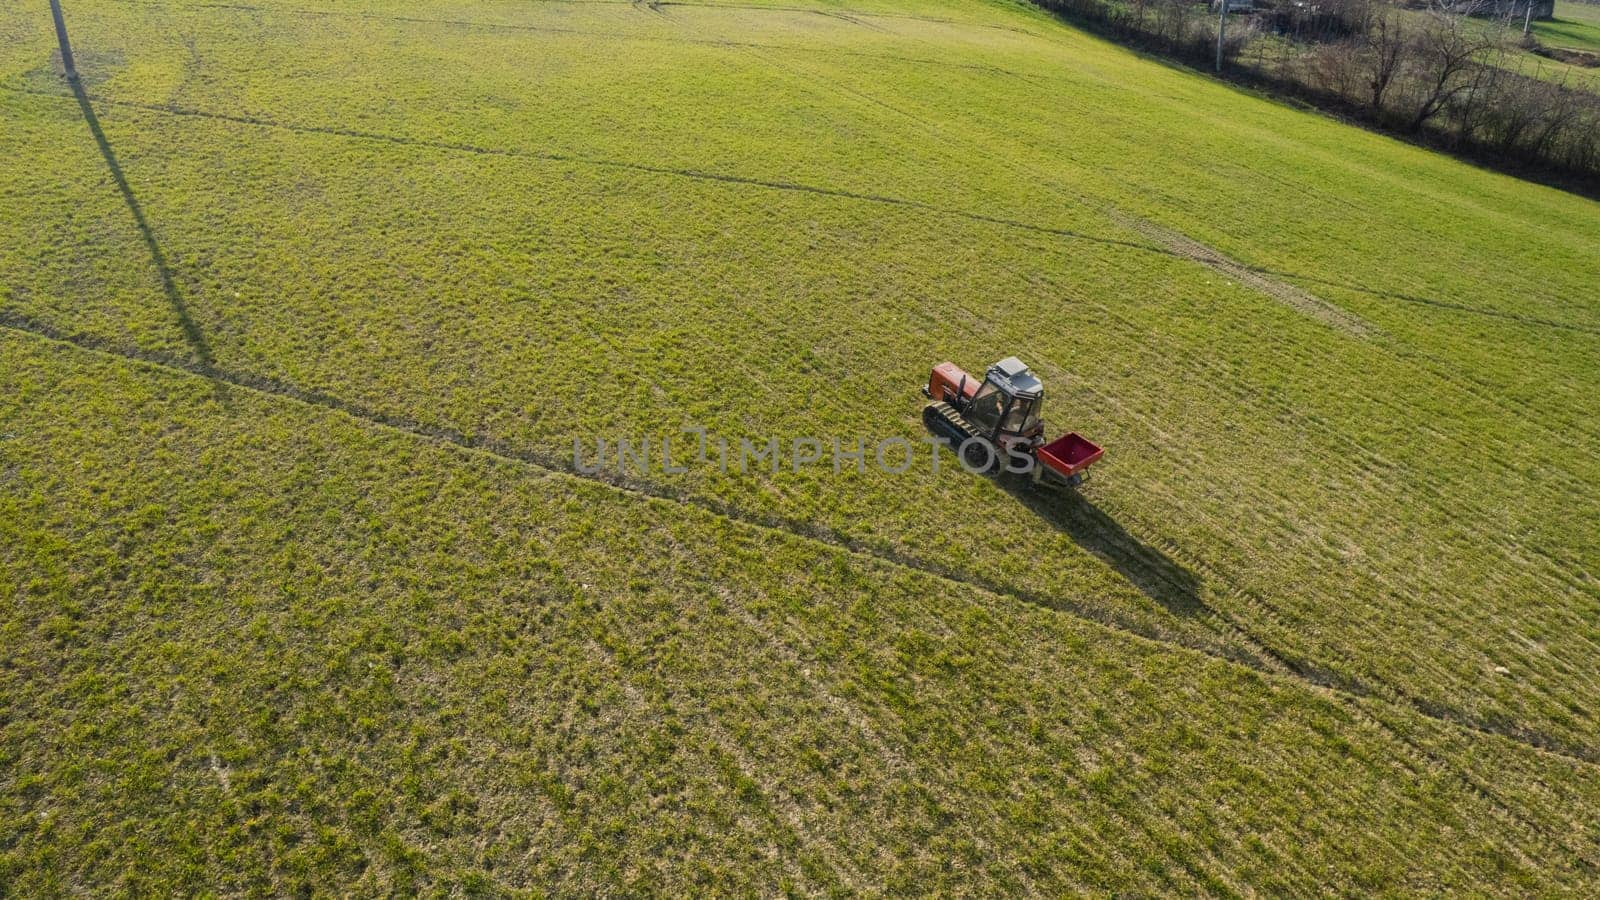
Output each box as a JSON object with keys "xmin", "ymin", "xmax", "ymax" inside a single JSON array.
[{"xmin": 985, "ymin": 356, "xmax": 1043, "ymax": 400}]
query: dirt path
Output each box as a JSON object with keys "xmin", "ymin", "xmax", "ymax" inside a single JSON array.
[{"xmin": 1111, "ymin": 211, "xmax": 1374, "ymax": 337}]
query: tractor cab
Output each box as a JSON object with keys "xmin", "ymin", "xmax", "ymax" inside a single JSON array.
[
  {"xmin": 964, "ymin": 357, "xmax": 1045, "ymax": 443},
  {"xmin": 924, "ymin": 356, "xmax": 1045, "ymax": 446}
]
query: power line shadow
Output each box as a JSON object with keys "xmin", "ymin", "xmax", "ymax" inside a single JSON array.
[{"xmin": 69, "ymin": 78, "xmax": 230, "ymax": 407}]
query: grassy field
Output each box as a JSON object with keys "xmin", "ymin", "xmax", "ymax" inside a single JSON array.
[
  {"xmin": 1536, "ymin": 0, "xmax": 1600, "ymax": 52},
  {"xmin": 2, "ymin": 0, "xmax": 1599, "ymax": 891}
]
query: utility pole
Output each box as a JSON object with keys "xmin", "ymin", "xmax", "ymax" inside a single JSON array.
[
  {"xmin": 1216, "ymin": 0, "xmax": 1227, "ymax": 73},
  {"xmin": 49, "ymin": 0, "xmax": 77, "ymax": 81}
]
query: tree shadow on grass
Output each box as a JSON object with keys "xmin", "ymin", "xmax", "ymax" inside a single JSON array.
[
  {"xmin": 998, "ymin": 474, "xmax": 1205, "ymax": 617},
  {"xmin": 69, "ymin": 78, "xmax": 229, "ymax": 406}
]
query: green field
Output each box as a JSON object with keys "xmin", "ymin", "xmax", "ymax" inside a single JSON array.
[
  {"xmin": 3, "ymin": 0, "xmax": 1600, "ymax": 892},
  {"xmin": 1536, "ymin": 0, "xmax": 1600, "ymax": 52}
]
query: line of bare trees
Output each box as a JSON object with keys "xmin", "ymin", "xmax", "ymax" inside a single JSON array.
[{"xmin": 1030, "ymin": 0, "xmax": 1600, "ymax": 188}]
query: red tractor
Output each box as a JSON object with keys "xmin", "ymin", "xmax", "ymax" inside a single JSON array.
[{"xmin": 921, "ymin": 356, "xmax": 1103, "ymax": 487}]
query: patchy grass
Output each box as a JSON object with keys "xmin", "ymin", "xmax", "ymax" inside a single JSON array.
[
  {"xmin": 2, "ymin": 0, "xmax": 1599, "ymax": 890},
  {"xmin": 3, "ymin": 333, "xmax": 1598, "ymax": 893}
]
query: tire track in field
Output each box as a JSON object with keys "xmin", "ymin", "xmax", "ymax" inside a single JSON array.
[
  {"xmin": 702, "ymin": 7, "xmax": 1600, "ymax": 735},
  {"xmin": 1007, "ymin": 302, "xmax": 1600, "ymax": 755},
  {"xmin": 12, "ymin": 87, "xmax": 1598, "ymax": 737},
  {"xmin": 5, "ymin": 317, "xmax": 1593, "ymax": 878},
  {"xmin": 1109, "ymin": 213, "xmax": 1373, "ymax": 336},
  {"xmin": 1269, "ymin": 269, "xmax": 1600, "ymax": 336},
  {"xmin": 996, "ymin": 386, "xmax": 1600, "ymax": 872},
  {"xmin": 117, "ymin": 0, "xmax": 1038, "ymax": 45},
  {"xmin": 711, "ymin": 594, "xmax": 1040, "ymax": 890},
  {"xmin": 0, "ymin": 307, "xmax": 1254, "ymax": 667},
  {"xmin": 6, "ymin": 83, "xmax": 1591, "ymax": 341},
  {"xmin": 723, "ymin": 38, "xmax": 1600, "ymax": 594},
  {"xmin": 571, "ymin": 626, "xmax": 848, "ymax": 893},
  {"xmin": 702, "ymin": 31, "xmax": 1377, "ymax": 339},
  {"xmin": 1070, "ymin": 350, "xmax": 1600, "ymax": 695},
  {"xmin": 728, "ymin": 28, "xmax": 1600, "ymax": 340},
  {"xmin": 727, "ymin": 578, "xmax": 1261, "ymax": 894},
  {"xmin": 5, "ymin": 310, "xmax": 1598, "ymax": 874},
  {"xmin": 10, "ymin": 90, "xmax": 1599, "ymax": 740},
  {"xmin": 703, "ymin": 22, "xmax": 1600, "ymax": 491},
  {"xmin": 1349, "ymin": 695, "xmax": 1600, "ymax": 874},
  {"xmin": 2, "ymin": 86, "xmax": 1163, "ymax": 258},
  {"xmin": 4, "ymin": 310, "xmax": 1597, "ymax": 776},
  {"xmin": 1011, "ymin": 262, "xmax": 1600, "ymax": 681},
  {"xmin": 700, "ymin": 27, "xmax": 1600, "ymax": 755},
  {"xmin": 72, "ymin": 2, "xmax": 1600, "ymax": 340},
  {"xmin": 728, "ymin": 40, "xmax": 1600, "ymax": 478},
  {"xmin": 637, "ymin": 7, "xmax": 1600, "ymax": 624},
  {"xmin": 972, "ymin": 278, "xmax": 1600, "ymax": 775},
  {"xmin": 15, "ymin": 10, "xmax": 1600, "ymax": 871}
]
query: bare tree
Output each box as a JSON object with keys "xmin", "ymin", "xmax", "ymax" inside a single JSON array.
[
  {"xmin": 1366, "ymin": 6, "xmax": 1408, "ymax": 113},
  {"xmin": 1309, "ymin": 40, "xmax": 1365, "ymax": 102},
  {"xmin": 1129, "ymin": 0, "xmax": 1150, "ymax": 31},
  {"xmin": 1524, "ymin": 79, "xmax": 1584, "ymax": 161},
  {"xmin": 1405, "ymin": 4, "xmax": 1500, "ymax": 130},
  {"xmin": 1448, "ymin": 23, "xmax": 1512, "ymax": 145}
]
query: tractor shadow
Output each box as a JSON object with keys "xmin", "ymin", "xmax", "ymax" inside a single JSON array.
[
  {"xmin": 69, "ymin": 78, "xmax": 229, "ymax": 406},
  {"xmin": 998, "ymin": 475, "xmax": 1205, "ymax": 617}
]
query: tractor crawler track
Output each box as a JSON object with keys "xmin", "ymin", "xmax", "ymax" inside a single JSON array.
[
  {"xmin": 924, "ymin": 401, "xmax": 1005, "ymax": 473},
  {"xmin": 921, "ymin": 400, "xmax": 977, "ymax": 446}
]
